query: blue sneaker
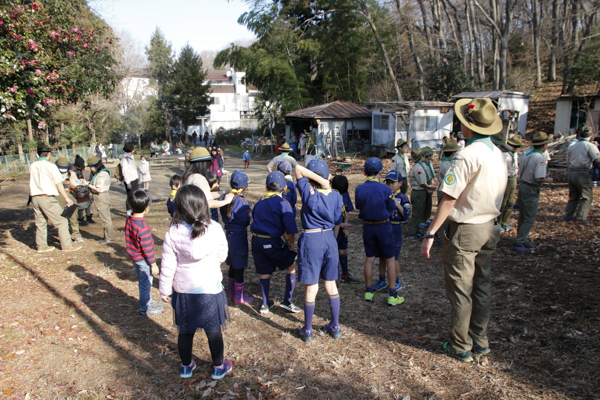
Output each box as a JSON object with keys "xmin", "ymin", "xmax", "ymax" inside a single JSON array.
[
  {"xmin": 299, "ymin": 326, "xmax": 313, "ymax": 343},
  {"xmin": 396, "ymin": 281, "xmax": 402, "ymax": 291},
  {"xmin": 180, "ymin": 360, "xmax": 196, "ymax": 378},
  {"xmin": 323, "ymin": 322, "xmax": 342, "ymax": 339},
  {"xmin": 372, "ymin": 280, "xmax": 387, "ymax": 291},
  {"xmin": 211, "ymin": 359, "xmax": 232, "ymax": 380},
  {"xmin": 502, "ymin": 225, "xmax": 513, "ymax": 231},
  {"xmin": 418, "ymin": 222, "xmax": 428, "ymax": 229}
]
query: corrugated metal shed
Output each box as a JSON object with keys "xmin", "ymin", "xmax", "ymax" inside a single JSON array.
[
  {"xmin": 452, "ymin": 90, "xmax": 532, "ymax": 99},
  {"xmin": 286, "ymin": 101, "xmax": 372, "ymax": 119}
]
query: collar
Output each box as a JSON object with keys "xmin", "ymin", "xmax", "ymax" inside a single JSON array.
[
  {"xmin": 531, "ymin": 148, "xmax": 544, "ymax": 155},
  {"xmin": 466, "ymin": 134, "xmax": 494, "ymax": 151},
  {"xmin": 316, "ymin": 188, "xmax": 332, "ymax": 195},
  {"xmin": 442, "ymin": 157, "xmax": 453, "ymax": 162},
  {"xmin": 38, "ymin": 157, "xmax": 49, "ymax": 162},
  {"xmin": 365, "ymin": 176, "xmax": 379, "ymax": 182},
  {"xmin": 580, "ymin": 138, "xmax": 590, "ymax": 142},
  {"xmin": 261, "ymin": 191, "xmax": 282, "ymax": 200},
  {"xmin": 285, "ymin": 175, "xmax": 294, "ymax": 182}
]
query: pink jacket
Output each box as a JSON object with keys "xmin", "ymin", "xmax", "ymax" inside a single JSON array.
[{"xmin": 159, "ymin": 220, "xmax": 228, "ymax": 298}]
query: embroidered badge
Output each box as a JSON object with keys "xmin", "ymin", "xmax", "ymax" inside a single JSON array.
[
  {"xmin": 418, "ymin": 171, "xmax": 421, "ymax": 174},
  {"xmin": 444, "ymin": 174, "xmax": 456, "ymax": 185}
]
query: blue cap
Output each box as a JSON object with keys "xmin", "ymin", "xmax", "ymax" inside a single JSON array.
[
  {"xmin": 276, "ymin": 160, "xmax": 292, "ymax": 175},
  {"xmin": 230, "ymin": 170, "xmax": 249, "ymax": 189},
  {"xmin": 307, "ymin": 159, "xmax": 330, "ymax": 178},
  {"xmin": 385, "ymin": 170, "xmax": 402, "ymax": 181},
  {"xmin": 364, "ymin": 157, "xmax": 383, "ymax": 173},
  {"xmin": 266, "ymin": 171, "xmax": 287, "ymax": 191}
]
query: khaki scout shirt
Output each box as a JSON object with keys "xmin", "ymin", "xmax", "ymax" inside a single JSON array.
[
  {"xmin": 440, "ymin": 135, "xmax": 508, "ymax": 224},
  {"xmin": 390, "ymin": 153, "xmax": 410, "ymax": 179},
  {"xmin": 91, "ymin": 170, "xmax": 111, "ymax": 193},
  {"xmin": 267, "ymin": 154, "xmax": 299, "ymax": 171},
  {"xmin": 519, "ymin": 149, "xmax": 547, "ymax": 184},
  {"xmin": 409, "ymin": 162, "xmax": 430, "ymax": 191},
  {"xmin": 437, "ymin": 158, "xmax": 452, "ymax": 183},
  {"xmin": 29, "ymin": 158, "xmax": 62, "ymax": 197},
  {"xmin": 185, "ymin": 172, "xmax": 213, "ymax": 201},
  {"xmin": 506, "ymin": 152, "xmax": 518, "ymax": 177},
  {"xmin": 567, "ymin": 139, "xmax": 600, "ymax": 169}
]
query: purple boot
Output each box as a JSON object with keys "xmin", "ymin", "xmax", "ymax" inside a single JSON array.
[
  {"xmin": 228, "ymin": 278, "xmax": 235, "ymax": 299},
  {"xmin": 234, "ymin": 282, "xmax": 254, "ymax": 304}
]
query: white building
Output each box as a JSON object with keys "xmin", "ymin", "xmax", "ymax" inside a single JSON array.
[{"xmin": 554, "ymin": 94, "xmax": 600, "ymax": 136}]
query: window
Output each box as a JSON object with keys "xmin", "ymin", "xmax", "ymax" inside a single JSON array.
[
  {"xmin": 413, "ymin": 116, "xmax": 438, "ymax": 132},
  {"xmin": 211, "ymin": 97, "xmax": 220, "ymax": 105},
  {"xmin": 374, "ymin": 115, "xmax": 389, "ymax": 130}
]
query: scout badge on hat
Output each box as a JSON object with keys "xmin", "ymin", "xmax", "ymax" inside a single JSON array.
[
  {"xmin": 531, "ymin": 131, "xmax": 552, "ymax": 146},
  {"xmin": 455, "ymin": 98, "xmax": 502, "ymax": 136}
]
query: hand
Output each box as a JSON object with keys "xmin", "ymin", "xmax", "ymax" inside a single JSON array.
[
  {"xmin": 65, "ymin": 198, "xmax": 73, "ymax": 207},
  {"xmin": 161, "ymin": 296, "xmax": 170, "ymax": 303},
  {"xmin": 126, "ymin": 182, "xmax": 131, "ymax": 190},
  {"xmin": 151, "ymin": 263, "xmax": 159, "ymax": 276},
  {"xmin": 342, "ymin": 228, "xmax": 350, "ymax": 237},
  {"xmin": 223, "ymin": 193, "xmax": 235, "ymax": 203},
  {"xmin": 421, "ymin": 238, "xmax": 434, "ymax": 258},
  {"xmin": 287, "ymin": 241, "xmax": 294, "ymax": 251}
]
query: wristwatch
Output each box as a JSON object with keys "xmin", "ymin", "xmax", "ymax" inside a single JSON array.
[{"xmin": 424, "ymin": 232, "xmax": 435, "ymax": 239}]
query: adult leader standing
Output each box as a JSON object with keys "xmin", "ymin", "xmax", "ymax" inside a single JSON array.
[
  {"xmin": 182, "ymin": 147, "xmax": 235, "ymax": 209},
  {"xmin": 421, "ymin": 98, "xmax": 508, "ymax": 363},
  {"xmin": 29, "ymin": 146, "xmax": 82, "ymax": 253},
  {"xmin": 266, "ymin": 142, "xmax": 298, "ymax": 173},
  {"xmin": 119, "ymin": 143, "xmax": 139, "ymax": 216}
]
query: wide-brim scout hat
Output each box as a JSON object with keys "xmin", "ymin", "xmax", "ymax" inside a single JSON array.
[
  {"xmin": 442, "ymin": 138, "xmax": 460, "ymax": 152},
  {"xmin": 507, "ymin": 135, "xmax": 523, "ymax": 147},
  {"xmin": 307, "ymin": 159, "xmax": 330, "ymax": 178},
  {"xmin": 411, "ymin": 148, "xmax": 423, "ymax": 162},
  {"xmin": 364, "ymin": 157, "xmax": 383, "ymax": 173},
  {"xmin": 580, "ymin": 126, "xmax": 593, "ymax": 138},
  {"xmin": 276, "ymin": 160, "xmax": 293, "ymax": 175},
  {"xmin": 87, "ymin": 156, "xmax": 101, "ymax": 166},
  {"xmin": 422, "ymin": 146, "xmax": 434, "ymax": 157},
  {"xmin": 455, "ymin": 98, "xmax": 502, "ymax": 136},
  {"xmin": 230, "ymin": 170, "xmax": 249, "ymax": 189},
  {"xmin": 532, "ymin": 131, "xmax": 552, "ymax": 146},
  {"xmin": 55, "ymin": 156, "xmax": 71, "ymax": 168},
  {"xmin": 385, "ymin": 170, "xmax": 402, "ymax": 181},
  {"xmin": 395, "ymin": 138, "xmax": 407, "ymax": 148},
  {"xmin": 266, "ymin": 171, "xmax": 286, "ymax": 191},
  {"xmin": 279, "ymin": 142, "xmax": 292, "ymax": 152},
  {"xmin": 188, "ymin": 147, "xmax": 211, "ymax": 163},
  {"xmin": 490, "ymin": 133, "xmax": 505, "ymax": 145}
]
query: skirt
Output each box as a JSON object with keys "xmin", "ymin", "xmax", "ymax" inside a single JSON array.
[{"xmin": 172, "ymin": 290, "xmax": 230, "ymax": 334}]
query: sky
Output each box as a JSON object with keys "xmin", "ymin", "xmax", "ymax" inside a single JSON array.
[{"xmin": 92, "ymin": 0, "xmax": 257, "ymax": 56}]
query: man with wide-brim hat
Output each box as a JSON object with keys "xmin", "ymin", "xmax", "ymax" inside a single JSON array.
[
  {"xmin": 55, "ymin": 156, "xmax": 83, "ymax": 243},
  {"xmin": 435, "ymin": 139, "xmax": 461, "ymax": 239},
  {"xmin": 266, "ymin": 142, "xmax": 299, "ymax": 173},
  {"xmin": 407, "ymin": 147, "xmax": 437, "ymax": 240},
  {"xmin": 513, "ymin": 131, "xmax": 554, "ymax": 253},
  {"xmin": 420, "ymin": 97, "xmax": 508, "ymax": 363},
  {"xmin": 493, "ymin": 134, "xmax": 524, "ymax": 231},
  {"xmin": 390, "ymin": 138, "xmax": 411, "ymax": 194},
  {"xmin": 565, "ymin": 126, "xmax": 600, "ymax": 222},
  {"xmin": 182, "ymin": 147, "xmax": 234, "ymax": 210}
]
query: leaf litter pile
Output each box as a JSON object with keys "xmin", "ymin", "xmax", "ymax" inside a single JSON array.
[{"xmin": 0, "ymin": 157, "xmax": 599, "ymax": 400}]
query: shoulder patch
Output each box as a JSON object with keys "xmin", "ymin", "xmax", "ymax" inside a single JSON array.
[{"xmin": 444, "ymin": 174, "xmax": 456, "ymax": 185}]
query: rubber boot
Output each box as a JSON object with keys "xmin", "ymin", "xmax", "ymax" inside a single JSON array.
[
  {"xmin": 227, "ymin": 278, "xmax": 235, "ymax": 299},
  {"xmin": 87, "ymin": 214, "xmax": 97, "ymax": 224},
  {"xmin": 234, "ymin": 282, "xmax": 254, "ymax": 304}
]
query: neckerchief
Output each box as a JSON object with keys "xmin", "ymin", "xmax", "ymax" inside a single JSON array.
[
  {"xmin": 425, "ymin": 160, "xmax": 435, "ymax": 177},
  {"xmin": 261, "ymin": 191, "xmax": 281, "ymax": 201},
  {"xmin": 394, "ymin": 189, "xmax": 401, "ymax": 196},
  {"xmin": 397, "ymin": 153, "xmax": 408, "ymax": 170},
  {"xmin": 466, "ymin": 134, "xmax": 494, "ymax": 151},
  {"xmin": 531, "ymin": 149, "xmax": 543, "ymax": 155},
  {"xmin": 365, "ymin": 176, "xmax": 379, "ymax": 182},
  {"xmin": 442, "ymin": 157, "xmax": 453, "ymax": 162},
  {"xmin": 38, "ymin": 157, "xmax": 49, "ymax": 162},
  {"xmin": 580, "ymin": 138, "xmax": 590, "ymax": 142},
  {"xmin": 316, "ymin": 188, "xmax": 332, "ymax": 195},
  {"xmin": 169, "ymin": 189, "xmax": 177, "ymax": 202},
  {"xmin": 231, "ymin": 188, "xmax": 244, "ymax": 195},
  {"xmin": 416, "ymin": 161, "xmax": 433, "ymax": 183}
]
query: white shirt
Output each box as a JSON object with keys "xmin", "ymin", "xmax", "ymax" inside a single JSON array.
[{"xmin": 29, "ymin": 159, "xmax": 62, "ymax": 196}]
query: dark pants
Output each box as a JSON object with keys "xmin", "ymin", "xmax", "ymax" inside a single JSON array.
[
  {"xmin": 125, "ymin": 179, "xmax": 139, "ymax": 211},
  {"xmin": 565, "ymin": 170, "xmax": 594, "ymax": 221},
  {"xmin": 407, "ymin": 189, "xmax": 431, "ymax": 236},
  {"xmin": 515, "ymin": 183, "xmax": 540, "ymax": 245}
]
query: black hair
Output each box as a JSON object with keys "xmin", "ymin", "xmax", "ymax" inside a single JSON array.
[
  {"xmin": 181, "ymin": 160, "xmax": 210, "ymax": 186},
  {"xmin": 443, "ymin": 151, "xmax": 455, "ymax": 158},
  {"xmin": 38, "ymin": 150, "xmax": 51, "ymax": 157},
  {"xmin": 172, "ymin": 185, "xmax": 210, "ymax": 239},
  {"xmin": 384, "ymin": 179, "xmax": 399, "ymax": 186},
  {"xmin": 206, "ymin": 171, "xmax": 219, "ymax": 188},
  {"xmin": 267, "ymin": 180, "xmax": 285, "ymax": 192},
  {"xmin": 331, "ymin": 175, "xmax": 349, "ymax": 194},
  {"xmin": 128, "ymin": 189, "xmax": 150, "ymax": 213},
  {"xmin": 533, "ymin": 144, "xmax": 546, "ymax": 149},
  {"xmin": 170, "ymin": 175, "xmax": 181, "ymax": 188},
  {"xmin": 335, "ymin": 168, "xmax": 344, "ymax": 175},
  {"xmin": 123, "ymin": 143, "xmax": 134, "ymax": 153},
  {"xmin": 365, "ymin": 170, "xmax": 379, "ymax": 177},
  {"xmin": 90, "ymin": 160, "xmax": 106, "ymax": 177}
]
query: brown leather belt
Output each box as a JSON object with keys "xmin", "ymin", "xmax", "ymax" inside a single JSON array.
[{"xmin": 33, "ymin": 194, "xmax": 49, "ymax": 197}]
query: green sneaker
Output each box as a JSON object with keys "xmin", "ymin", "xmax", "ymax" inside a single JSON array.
[
  {"xmin": 387, "ymin": 295, "xmax": 405, "ymax": 306},
  {"xmin": 472, "ymin": 344, "xmax": 491, "ymax": 355},
  {"xmin": 441, "ymin": 342, "xmax": 473, "ymax": 363},
  {"xmin": 364, "ymin": 292, "xmax": 374, "ymax": 302}
]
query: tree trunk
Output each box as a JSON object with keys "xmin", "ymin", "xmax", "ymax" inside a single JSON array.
[
  {"xmin": 469, "ymin": 1, "xmax": 485, "ymax": 88},
  {"xmin": 490, "ymin": 0, "xmax": 499, "ymax": 90},
  {"xmin": 166, "ymin": 117, "xmax": 172, "ymax": 143},
  {"xmin": 560, "ymin": 0, "xmax": 570, "ymax": 94},
  {"xmin": 395, "ymin": 31, "xmax": 404, "ymax": 81},
  {"xmin": 567, "ymin": 10, "xmax": 596, "ymax": 93},
  {"xmin": 18, "ymin": 141, "xmax": 24, "ymax": 162},
  {"xmin": 441, "ymin": 0, "xmax": 463, "ymax": 63},
  {"xmin": 498, "ymin": 0, "xmax": 514, "ymax": 91},
  {"xmin": 407, "ymin": 21, "xmax": 425, "ymax": 100},
  {"xmin": 44, "ymin": 124, "xmax": 49, "ymax": 145},
  {"xmin": 548, "ymin": 0, "xmax": 560, "ymax": 82},
  {"xmin": 416, "ymin": 0, "xmax": 435, "ymax": 60},
  {"xmin": 465, "ymin": 0, "xmax": 475, "ymax": 86},
  {"xmin": 531, "ymin": 0, "xmax": 542, "ymax": 87},
  {"xmin": 26, "ymin": 119, "xmax": 33, "ymax": 142}
]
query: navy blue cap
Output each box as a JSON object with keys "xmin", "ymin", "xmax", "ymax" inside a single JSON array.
[
  {"xmin": 266, "ymin": 172, "xmax": 287, "ymax": 191},
  {"xmin": 385, "ymin": 170, "xmax": 402, "ymax": 181},
  {"xmin": 276, "ymin": 160, "xmax": 292, "ymax": 175},
  {"xmin": 307, "ymin": 159, "xmax": 330, "ymax": 178},
  {"xmin": 230, "ymin": 170, "xmax": 249, "ymax": 189},
  {"xmin": 364, "ymin": 157, "xmax": 383, "ymax": 173}
]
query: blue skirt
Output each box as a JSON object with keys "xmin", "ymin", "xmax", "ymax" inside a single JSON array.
[{"xmin": 172, "ymin": 290, "xmax": 230, "ymax": 334}]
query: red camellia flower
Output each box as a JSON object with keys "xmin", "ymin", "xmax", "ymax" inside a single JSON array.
[
  {"xmin": 27, "ymin": 89, "xmax": 34, "ymax": 93},
  {"xmin": 32, "ymin": 4, "xmax": 39, "ymax": 10}
]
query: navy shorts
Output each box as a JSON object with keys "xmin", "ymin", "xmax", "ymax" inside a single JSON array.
[
  {"xmin": 362, "ymin": 222, "xmax": 395, "ymax": 259},
  {"xmin": 392, "ymin": 223, "xmax": 403, "ymax": 260},
  {"xmin": 251, "ymin": 236, "xmax": 297, "ymax": 275},
  {"xmin": 226, "ymin": 231, "xmax": 248, "ymax": 269},
  {"xmin": 297, "ymin": 230, "xmax": 339, "ymax": 284},
  {"xmin": 336, "ymin": 229, "xmax": 348, "ymax": 250}
]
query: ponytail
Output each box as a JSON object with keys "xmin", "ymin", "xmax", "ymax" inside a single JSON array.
[{"xmin": 172, "ymin": 185, "xmax": 210, "ymax": 239}]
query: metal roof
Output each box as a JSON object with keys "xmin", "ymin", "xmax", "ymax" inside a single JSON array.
[
  {"xmin": 286, "ymin": 101, "xmax": 372, "ymax": 119},
  {"xmin": 364, "ymin": 101, "xmax": 454, "ymax": 108},
  {"xmin": 452, "ymin": 90, "xmax": 532, "ymax": 99}
]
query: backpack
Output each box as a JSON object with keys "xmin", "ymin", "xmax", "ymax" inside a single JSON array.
[{"xmin": 114, "ymin": 162, "xmax": 124, "ymax": 182}]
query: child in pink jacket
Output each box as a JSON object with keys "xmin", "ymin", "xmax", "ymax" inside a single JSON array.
[{"xmin": 159, "ymin": 184, "xmax": 232, "ymax": 380}]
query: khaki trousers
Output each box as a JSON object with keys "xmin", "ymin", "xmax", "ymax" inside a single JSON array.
[
  {"xmin": 31, "ymin": 196, "xmax": 73, "ymax": 250},
  {"xmin": 499, "ymin": 177, "xmax": 517, "ymax": 226},
  {"xmin": 57, "ymin": 192, "xmax": 81, "ymax": 240},
  {"xmin": 443, "ymin": 220, "xmax": 500, "ymax": 353},
  {"xmin": 565, "ymin": 170, "xmax": 594, "ymax": 221},
  {"xmin": 515, "ymin": 183, "xmax": 540, "ymax": 246},
  {"xmin": 93, "ymin": 192, "xmax": 114, "ymax": 241}
]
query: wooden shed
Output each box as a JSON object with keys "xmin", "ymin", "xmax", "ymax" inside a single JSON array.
[{"xmin": 554, "ymin": 94, "xmax": 600, "ymax": 136}]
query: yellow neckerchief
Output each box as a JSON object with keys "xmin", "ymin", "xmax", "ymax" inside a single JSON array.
[
  {"xmin": 231, "ymin": 188, "xmax": 244, "ymax": 195},
  {"xmin": 393, "ymin": 189, "xmax": 401, "ymax": 196},
  {"xmin": 285, "ymin": 175, "xmax": 294, "ymax": 182},
  {"xmin": 169, "ymin": 189, "xmax": 177, "ymax": 202},
  {"xmin": 261, "ymin": 191, "xmax": 281, "ymax": 200},
  {"xmin": 365, "ymin": 176, "xmax": 379, "ymax": 182},
  {"xmin": 316, "ymin": 188, "xmax": 332, "ymax": 195}
]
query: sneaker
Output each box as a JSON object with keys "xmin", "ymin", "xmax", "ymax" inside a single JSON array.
[
  {"xmin": 340, "ymin": 274, "xmax": 360, "ymax": 284},
  {"xmin": 364, "ymin": 291, "xmax": 374, "ymax": 302},
  {"xmin": 372, "ymin": 280, "xmax": 387, "ymax": 291},
  {"xmin": 395, "ymin": 281, "xmax": 402, "ymax": 291},
  {"xmin": 259, "ymin": 299, "xmax": 274, "ymax": 314},
  {"xmin": 298, "ymin": 327, "xmax": 314, "ymax": 343},
  {"xmin": 73, "ymin": 238, "xmax": 84, "ymax": 243},
  {"xmin": 37, "ymin": 246, "xmax": 55, "ymax": 253},
  {"xmin": 140, "ymin": 304, "xmax": 163, "ymax": 318},
  {"xmin": 524, "ymin": 242, "xmax": 537, "ymax": 249},
  {"xmin": 98, "ymin": 239, "xmax": 113, "ymax": 245},
  {"xmin": 180, "ymin": 360, "xmax": 196, "ymax": 378},
  {"xmin": 211, "ymin": 359, "xmax": 232, "ymax": 380},
  {"xmin": 425, "ymin": 220, "xmax": 432, "ymax": 226},
  {"xmin": 407, "ymin": 235, "xmax": 421, "ymax": 241},
  {"xmin": 63, "ymin": 245, "xmax": 82, "ymax": 252},
  {"xmin": 418, "ymin": 222, "xmax": 428, "ymax": 229},
  {"xmin": 512, "ymin": 244, "xmax": 531, "ymax": 253},
  {"xmin": 441, "ymin": 342, "xmax": 473, "ymax": 363},
  {"xmin": 472, "ymin": 344, "xmax": 491, "ymax": 355},
  {"xmin": 502, "ymin": 225, "xmax": 514, "ymax": 231},
  {"xmin": 387, "ymin": 295, "xmax": 405, "ymax": 306},
  {"xmin": 323, "ymin": 322, "xmax": 342, "ymax": 339},
  {"xmin": 498, "ymin": 225, "xmax": 505, "ymax": 232},
  {"xmin": 279, "ymin": 300, "xmax": 301, "ymax": 313}
]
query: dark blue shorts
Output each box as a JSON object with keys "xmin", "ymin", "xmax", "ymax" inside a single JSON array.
[
  {"xmin": 226, "ymin": 231, "xmax": 248, "ymax": 269},
  {"xmin": 251, "ymin": 236, "xmax": 297, "ymax": 275},
  {"xmin": 362, "ymin": 222, "xmax": 395, "ymax": 259},
  {"xmin": 336, "ymin": 229, "xmax": 348, "ymax": 250},
  {"xmin": 211, "ymin": 208, "xmax": 219, "ymax": 222},
  {"xmin": 392, "ymin": 223, "xmax": 403, "ymax": 260},
  {"xmin": 297, "ymin": 230, "xmax": 339, "ymax": 284}
]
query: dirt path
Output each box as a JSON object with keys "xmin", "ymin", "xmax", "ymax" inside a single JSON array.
[{"xmin": 0, "ymin": 150, "xmax": 598, "ymax": 399}]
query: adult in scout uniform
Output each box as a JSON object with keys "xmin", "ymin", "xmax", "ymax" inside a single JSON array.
[
  {"xmin": 406, "ymin": 148, "xmax": 436, "ymax": 240},
  {"xmin": 564, "ymin": 126, "xmax": 600, "ymax": 223},
  {"xmin": 29, "ymin": 147, "xmax": 82, "ymax": 253},
  {"xmin": 55, "ymin": 157, "xmax": 83, "ymax": 243},
  {"xmin": 420, "ymin": 98, "xmax": 508, "ymax": 363},
  {"xmin": 390, "ymin": 138, "xmax": 411, "ymax": 193},
  {"xmin": 266, "ymin": 143, "xmax": 299, "ymax": 173},
  {"xmin": 435, "ymin": 139, "xmax": 460, "ymax": 239},
  {"xmin": 494, "ymin": 134, "xmax": 523, "ymax": 231},
  {"xmin": 86, "ymin": 157, "xmax": 115, "ymax": 244},
  {"xmin": 513, "ymin": 132, "xmax": 553, "ymax": 253}
]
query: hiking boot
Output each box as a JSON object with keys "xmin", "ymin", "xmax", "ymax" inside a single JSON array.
[
  {"xmin": 211, "ymin": 360, "xmax": 232, "ymax": 380},
  {"xmin": 340, "ymin": 274, "xmax": 359, "ymax": 284},
  {"xmin": 298, "ymin": 327, "xmax": 314, "ymax": 343},
  {"xmin": 63, "ymin": 245, "xmax": 82, "ymax": 252},
  {"xmin": 78, "ymin": 218, "xmax": 89, "ymax": 227},
  {"xmin": 364, "ymin": 292, "xmax": 374, "ymax": 302},
  {"xmin": 472, "ymin": 344, "xmax": 491, "ymax": 355},
  {"xmin": 139, "ymin": 304, "xmax": 163, "ymax": 318},
  {"xmin": 98, "ymin": 239, "xmax": 113, "ymax": 245},
  {"xmin": 512, "ymin": 244, "xmax": 531, "ymax": 253},
  {"xmin": 372, "ymin": 279, "xmax": 387, "ymax": 291},
  {"xmin": 387, "ymin": 295, "xmax": 405, "ymax": 306},
  {"xmin": 323, "ymin": 322, "xmax": 342, "ymax": 339},
  {"xmin": 37, "ymin": 246, "xmax": 55, "ymax": 253},
  {"xmin": 441, "ymin": 342, "xmax": 473, "ymax": 362},
  {"xmin": 180, "ymin": 360, "xmax": 196, "ymax": 378},
  {"xmin": 86, "ymin": 214, "xmax": 97, "ymax": 224},
  {"xmin": 259, "ymin": 299, "xmax": 274, "ymax": 315},
  {"xmin": 279, "ymin": 300, "xmax": 301, "ymax": 313}
]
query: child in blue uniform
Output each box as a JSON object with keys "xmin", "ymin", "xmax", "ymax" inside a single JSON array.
[
  {"xmin": 166, "ymin": 175, "xmax": 181, "ymax": 217},
  {"xmin": 277, "ymin": 160, "xmax": 297, "ymax": 218},
  {"xmin": 295, "ymin": 160, "xmax": 343, "ymax": 342},
  {"xmin": 221, "ymin": 170, "xmax": 253, "ymax": 305},
  {"xmin": 251, "ymin": 172, "xmax": 301, "ymax": 315},
  {"xmin": 384, "ymin": 170, "xmax": 411, "ymax": 291},
  {"xmin": 354, "ymin": 158, "xmax": 404, "ymax": 306},
  {"xmin": 206, "ymin": 171, "xmax": 220, "ymax": 222},
  {"xmin": 331, "ymin": 175, "xmax": 359, "ymax": 284}
]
